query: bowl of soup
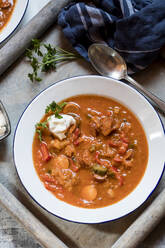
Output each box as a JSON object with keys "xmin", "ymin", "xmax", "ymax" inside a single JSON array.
[
  {"xmin": 13, "ymin": 75, "xmax": 165, "ymax": 223},
  {"xmin": 0, "ymin": 0, "xmax": 29, "ymax": 44}
]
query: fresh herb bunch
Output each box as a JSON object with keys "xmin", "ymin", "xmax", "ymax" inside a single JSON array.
[
  {"xmin": 35, "ymin": 101, "xmax": 67, "ymax": 141},
  {"xmin": 26, "ymin": 39, "xmax": 81, "ymax": 82}
]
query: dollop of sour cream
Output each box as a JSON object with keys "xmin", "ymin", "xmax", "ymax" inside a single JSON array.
[
  {"xmin": 0, "ymin": 110, "xmax": 6, "ymax": 136},
  {"xmin": 47, "ymin": 114, "xmax": 76, "ymax": 140}
]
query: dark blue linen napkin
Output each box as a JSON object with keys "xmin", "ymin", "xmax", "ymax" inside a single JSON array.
[{"xmin": 58, "ymin": 0, "xmax": 165, "ymax": 73}]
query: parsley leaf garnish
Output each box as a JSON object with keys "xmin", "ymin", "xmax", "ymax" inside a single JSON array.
[
  {"xmin": 55, "ymin": 112, "xmax": 63, "ymax": 119},
  {"xmin": 36, "ymin": 129, "xmax": 42, "ymax": 142},
  {"xmin": 26, "ymin": 39, "xmax": 81, "ymax": 82},
  {"xmin": 35, "ymin": 121, "xmax": 48, "ymax": 141},
  {"xmin": 45, "ymin": 101, "xmax": 67, "ymax": 119},
  {"xmin": 35, "ymin": 121, "xmax": 48, "ymax": 129},
  {"xmin": 45, "ymin": 101, "xmax": 57, "ymax": 114}
]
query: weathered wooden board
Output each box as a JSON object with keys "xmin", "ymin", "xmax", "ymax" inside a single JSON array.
[{"xmin": 0, "ymin": 3, "xmax": 165, "ymax": 248}]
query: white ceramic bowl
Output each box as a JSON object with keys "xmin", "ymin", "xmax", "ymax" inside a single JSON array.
[
  {"xmin": 0, "ymin": 0, "xmax": 29, "ymax": 44},
  {"xmin": 13, "ymin": 75, "xmax": 165, "ymax": 224}
]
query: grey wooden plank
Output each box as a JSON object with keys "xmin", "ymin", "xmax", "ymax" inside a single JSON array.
[
  {"xmin": 0, "ymin": 183, "xmax": 68, "ymax": 248},
  {"xmin": 0, "ymin": 0, "xmax": 73, "ymax": 75}
]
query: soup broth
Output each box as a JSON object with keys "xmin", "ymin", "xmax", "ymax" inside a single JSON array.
[{"xmin": 33, "ymin": 95, "xmax": 148, "ymax": 208}]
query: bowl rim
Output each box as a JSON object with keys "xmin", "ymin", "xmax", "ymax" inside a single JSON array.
[
  {"xmin": 13, "ymin": 75, "xmax": 165, "ymax": 224},
  {"xmin": 0, "ymin": 0, "xmax": 29, "ymax": 45}
]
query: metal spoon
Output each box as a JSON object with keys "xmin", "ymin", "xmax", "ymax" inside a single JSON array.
[{"xmin": 88, "ymin": 43, "xmax": 165, "ymax": 114}]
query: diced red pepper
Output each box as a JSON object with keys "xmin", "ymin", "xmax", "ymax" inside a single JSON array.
[
  {"xmin": 118, "ymin": 142, "xmax": 128, "ymax": 155},
  {"xmin": 40, "ymin": 142, "xmax": 51, "ymax": 162},
  {"xmin": 113, "ymin": 154, "xmax": 123, "ymax": 162},
  {"xmin": 108, "ymin": 139, "xmax": 121, "ymax": 147},
  {"xmin": 95, "ymin": 151, "xmax": 123, "ymax": 185},
  {"xmin": 44, "ymin": 182, "xmax": 63, "ymax": 192},
  {"xmin": 120, "ymin": 132, "xmax": 129, "ymax": 143},
  {"xmin": 44, "ymin": 183, "xmax": 55, "ymax": 191},
  {"xmin": 95, "ymin": 151, "xmax": 111, "ymax": 168},
  {"xmin": 95, "ymin": 151, "xmax": 100, "ymax": 163},
  {"xmin": 74, "ymin": 128, "xmax": 80, "ymax": 138},
  {"xmin": 69, "ymin": 158, "xmax": 79, "ymax": 172},
  {"xmin": 95, "ymin": 150, "xmax": 123, "ymax": 185},
  {"xmin": 95, "ymin": 151, "xmax": 103, "ymax": 165},
  {"xmin": 41, "ymin": 174, "xmax": 57, "ymax": 183},
  {"xmin": 73, "ymin": 138, "xmax": 80, "ymax": 146},
  {"xmin": 110, "ymin": 166, "xmax": 123, "ymax": 186},
  {"xmin": 122, "ymin": 137, "xmax": 129, "ymax": 143},
  {"xmin": 73, "ymin": 128, "xmax": 80, "ymax": 146}
]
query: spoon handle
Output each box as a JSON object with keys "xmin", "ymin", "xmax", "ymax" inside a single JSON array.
[{"xmin": 125, "ymin": 75, "xmax": 165, "ymax": 114}]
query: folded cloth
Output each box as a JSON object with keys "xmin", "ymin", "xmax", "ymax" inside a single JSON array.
[{"xmin": 58, "ymin": 0, "xmax": 165, "ymax": 73}]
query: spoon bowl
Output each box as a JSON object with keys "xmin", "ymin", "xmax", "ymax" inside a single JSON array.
[
  {"xmin": 88, "ymin": 43, "xmax": 165, "ymax": 115},
  {"xmin": 88, "ymin": 44, "xmax": 127, "ymax": 80}
]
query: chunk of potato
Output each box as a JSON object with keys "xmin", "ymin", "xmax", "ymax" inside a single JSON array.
[
  {"xmin": 107, "ymin": 188, "xmax": 115, "ymax": 198},
  {"xmin": 81, "ymin": 185, "xmax": 97, "ymax": 201},
  {"xmin": 64, "ymin": 144, "xmax": 76, "ymax": 157},
  {"xmin": 50, "ymin": 139, "xmax": 69, "ymax": 150},
  {"xmin": 53, "ymin": 155, "xmax": 69, "ymax": 169}
]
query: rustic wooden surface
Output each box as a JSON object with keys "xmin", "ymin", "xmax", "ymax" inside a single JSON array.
[
  {"xmin": 0, "ymin": 0, "xmax": 73, "ymax": 75},
  {"xmin": 0, "ymin": 183, "xmax": 69, "ymax": 248},
  {"xmin": 112, "ymin": 188, "xmax": 165, "ymax": 248},
  {"xmin": 0, "ymin": 1, "xmax": 165, "ymax": 248}
]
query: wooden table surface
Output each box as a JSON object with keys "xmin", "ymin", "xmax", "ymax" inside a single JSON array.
[{"xmin": 0, "ymin": 0, "xmax": 165, "ymax": 247}]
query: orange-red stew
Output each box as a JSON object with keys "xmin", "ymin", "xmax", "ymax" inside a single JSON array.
[
  {"xmin": 33, "ymin": 95, "xmax": 148, "ymax": 208},
  {"xmin": 0, "ymin": 0, "xmax": 16, "ymax": 31}
]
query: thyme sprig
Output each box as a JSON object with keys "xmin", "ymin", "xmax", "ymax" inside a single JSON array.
[{"xmin": 26, "ymin": 39, "xmax": 81, "ymax": 82}]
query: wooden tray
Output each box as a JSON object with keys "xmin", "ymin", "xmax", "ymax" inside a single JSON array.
[{"xmin": 0, "ymin": 1, "xmax": 165, "ymax": 247}]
